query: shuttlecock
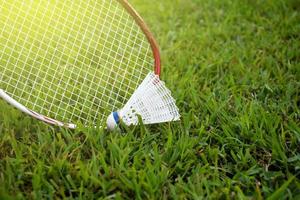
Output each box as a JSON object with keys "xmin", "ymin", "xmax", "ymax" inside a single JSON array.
[{"xmin": 107, "ymin": 72, "xmax": 180, "ymax": 130}]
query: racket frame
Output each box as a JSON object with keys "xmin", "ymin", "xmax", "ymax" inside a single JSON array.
[
  {"xmin": 118, "ymin": 0, "xmax": 161, "ymax": 75},
  {"xmin": 0, "ymin": 0, "xmax": 161, "ymax": 128}
]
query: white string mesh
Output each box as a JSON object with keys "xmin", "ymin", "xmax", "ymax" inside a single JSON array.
[
  {"xmin": 119, "ymin": 72, "xmax": 180, "ymax": 125},
  {"xmin": 0, "ymin": 0, "xmax": 155, "ymax": 125}
]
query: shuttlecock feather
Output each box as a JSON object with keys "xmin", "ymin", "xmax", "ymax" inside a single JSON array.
[{"xmin": 107, "ymin": 72, "xmax": 180, "ymax": 130}]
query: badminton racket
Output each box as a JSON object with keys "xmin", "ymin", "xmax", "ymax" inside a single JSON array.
[{"xmin": 0, "ymin": 0, "xmax": 163, "ymax": 128}]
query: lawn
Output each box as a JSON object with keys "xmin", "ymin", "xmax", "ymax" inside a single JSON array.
[{"xmin": 0, "ymin": 0, "xmax": 299, "ymax": 199}]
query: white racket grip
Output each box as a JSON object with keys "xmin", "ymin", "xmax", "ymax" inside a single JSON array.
[{"xmin": 0, "ymin": 89, "xmax": 76, "ymax": 129}]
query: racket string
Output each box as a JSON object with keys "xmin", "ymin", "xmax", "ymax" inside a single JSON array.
[
  {"xmin": 0, "ymin": 3, "xmax": 152, "ymax": 65},
  {"xmin": 49, "ymin": 0, "xmax": 96, "ymax": 120},
  {"xmin": 0, "ymin": 0, "xmax": 154, "ymax": 124}
]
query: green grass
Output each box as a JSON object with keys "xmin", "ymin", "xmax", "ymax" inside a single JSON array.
[{"xmin": 1, "ymin": 0, "xmax": 300, "ymax": 199}]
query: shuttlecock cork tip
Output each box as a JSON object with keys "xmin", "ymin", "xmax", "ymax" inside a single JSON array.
[{"xmin": 106, "ymin": 111, "xmax": 120, "ymax": 131}]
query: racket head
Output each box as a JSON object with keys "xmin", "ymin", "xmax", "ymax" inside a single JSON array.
[{"xmin": 0, "ymin": 0, "xmax": 161, "ymax": 128}]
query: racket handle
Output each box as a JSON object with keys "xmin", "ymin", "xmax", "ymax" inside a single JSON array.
[
  {"xmin": 0, "ymin": 89, "xmax": 32, "ymax": 116},
  {"xmin": 0, "ymin": 89, "xmax": 76, "ymax": 129}
]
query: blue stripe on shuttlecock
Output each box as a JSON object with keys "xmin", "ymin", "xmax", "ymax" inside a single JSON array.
[{"xmin": 113, "ymin": 112, "xmax": 120, "ymax": 124}]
